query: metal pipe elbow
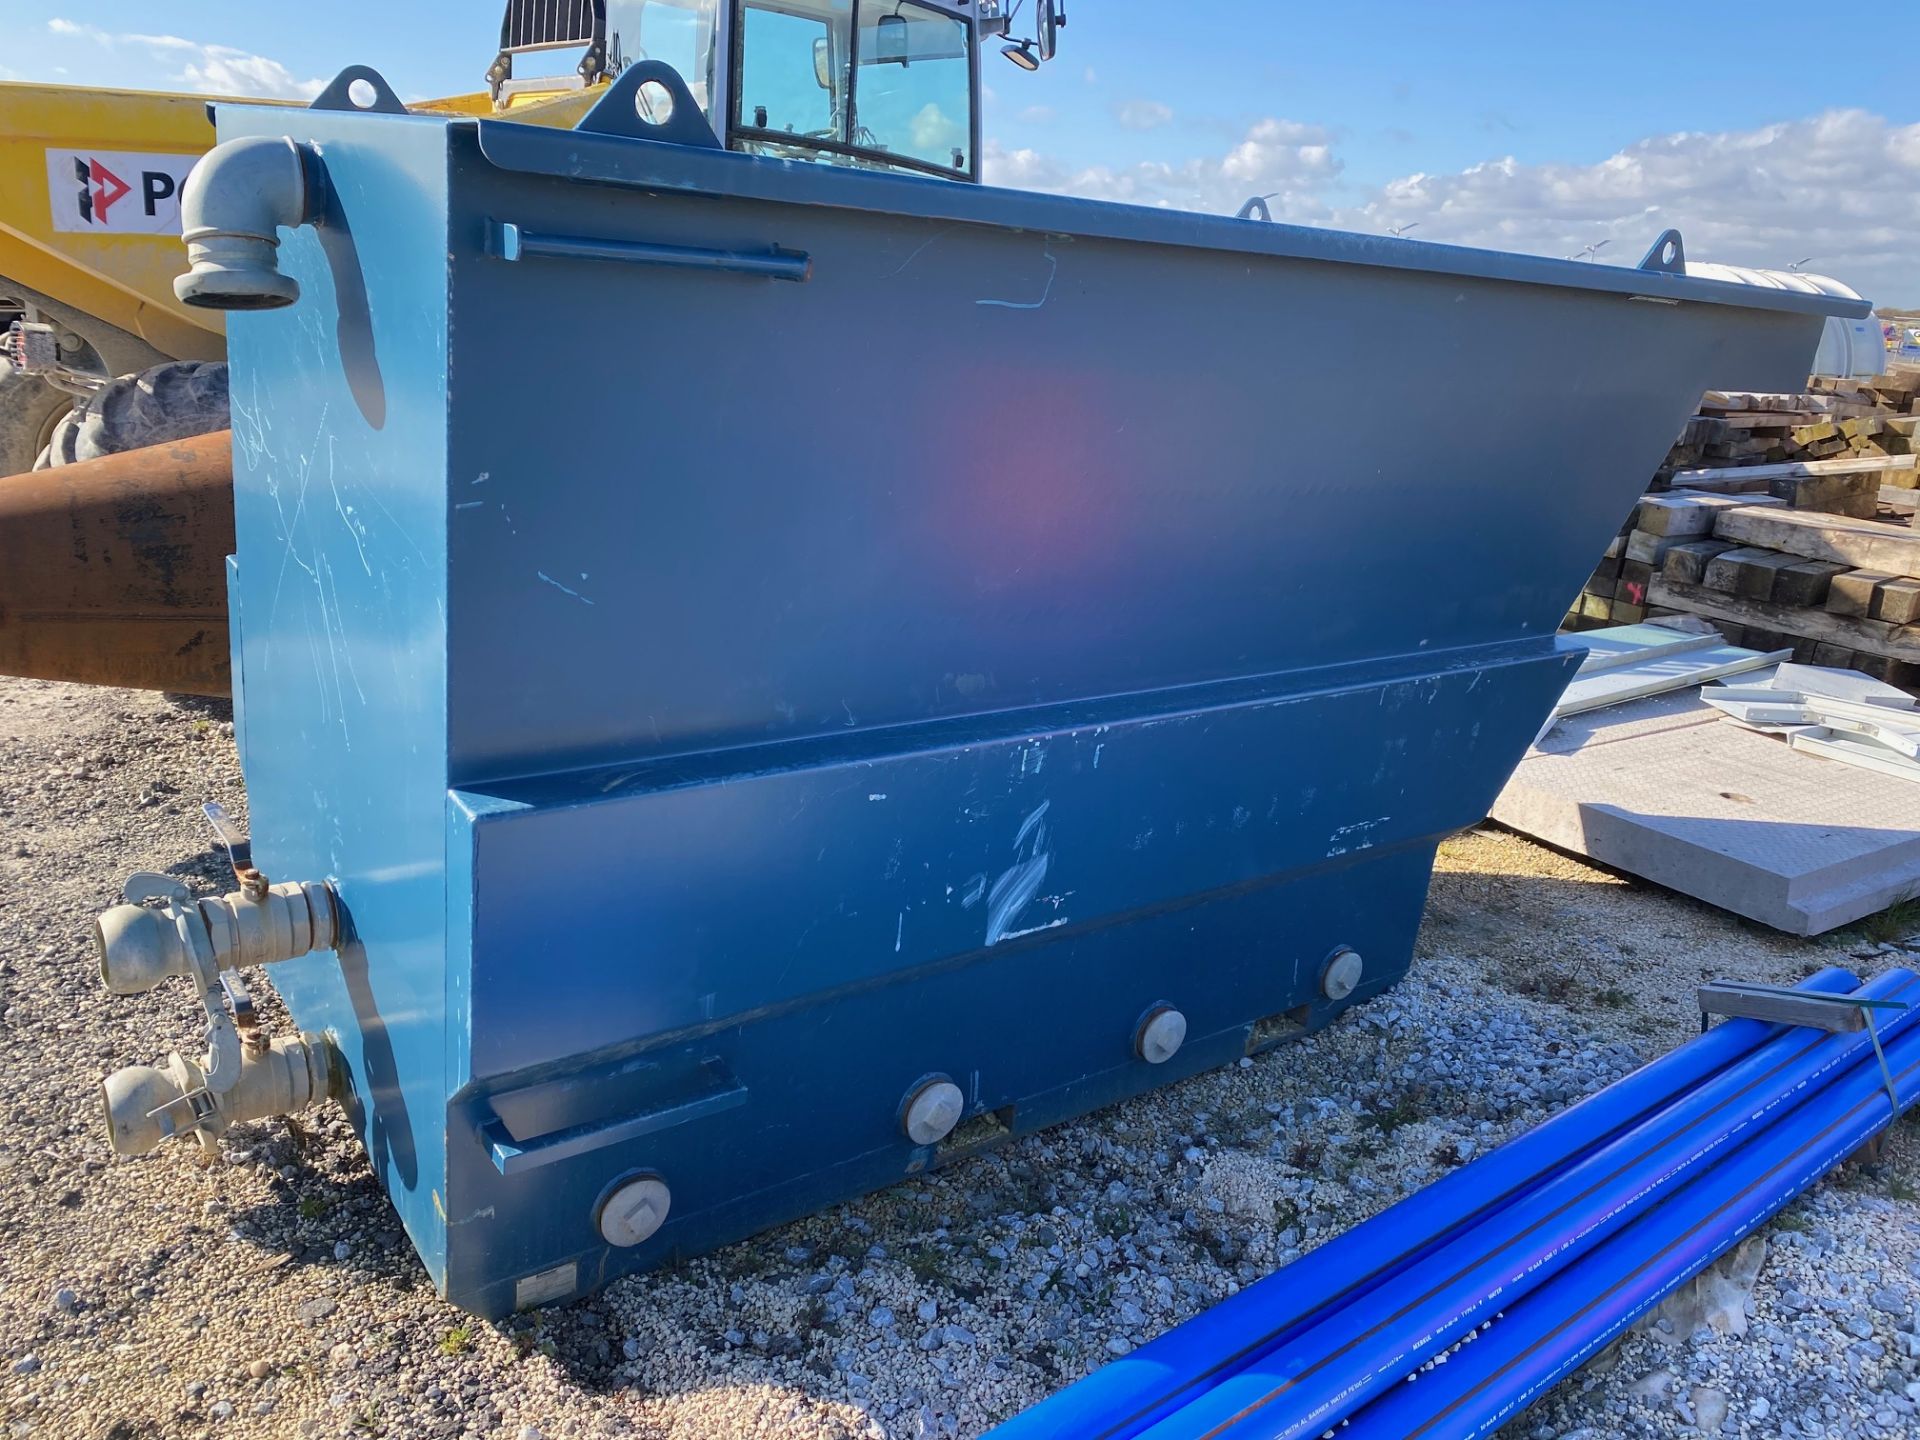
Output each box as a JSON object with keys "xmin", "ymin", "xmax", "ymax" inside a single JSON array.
[{"xmin": 173, "ymin": 136, "xmax": 327, "ymax": 311}]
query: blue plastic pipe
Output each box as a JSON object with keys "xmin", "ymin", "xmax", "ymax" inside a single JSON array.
[
  {"xmin": 988, "ymin": 965, "xmax": 1861, "ymax": 1440},
  {"xmin": 1340, "ymin": 1011, "xmax": 1920, "ymax": 1439},
  {"xmin": 1133, "ymin": 968, "xmax": 1920, "ymax": 1440}
]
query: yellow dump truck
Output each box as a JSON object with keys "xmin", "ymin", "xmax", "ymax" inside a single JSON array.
[
  {"xmin": 0, "ymin": 81, "xmax": 236, "ymax": 473},
  {"xmin": 0, "ymin": 0, "xmax": 630, "ymax": 475}
]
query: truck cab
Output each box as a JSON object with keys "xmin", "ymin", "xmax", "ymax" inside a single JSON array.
[{"xmin": 492, "ymin": 0, "xmax": 1018, "ymax": 182}]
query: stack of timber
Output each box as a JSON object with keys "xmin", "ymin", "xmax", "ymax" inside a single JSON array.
[
  {"xmin": 1636, "ymin": 501, "xmax": 1920, "ymax": 689},
  {"xmin": 1568, "ymin": 371, "xmax": 1920, "ymax": 690},
  {"xmin": 1665, "ymin": 372, "xmax": 1920, "ymax": 494}
]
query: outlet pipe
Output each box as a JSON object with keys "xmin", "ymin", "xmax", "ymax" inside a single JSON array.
[
  {"xmin": 96, "ymin": 877, "xmax": 339, "ymax": 994},
  {"xmin": 1133, "ymin": 968, "xmax": 1920, "ymax": 1440},
  {"xmin": 1342, "ymin": 1014, "xmax": 1920, "ymax": 1440},
  {"xmin": 174, "ymin": 136, "xmax": 327, "ymax": 311},
  {"xmin": 990, "ymin": 966, "xmax": 1862, "ymax": 1440},
  {"xmin": 102, "ymin": 1031, "xmax": 335, "ymax": 1156}
]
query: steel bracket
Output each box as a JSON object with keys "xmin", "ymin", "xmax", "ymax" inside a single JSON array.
[
  {"xmin": 309, "ymin": 66, "xmax": 408, "ymax": 116},
  {"xmin": 1638, "ymin": 229, "xmax": 1686, "ymax": 275},
  {"xmin": 576, "ymin": 61, "xmax": 722, "ymax": 149}
]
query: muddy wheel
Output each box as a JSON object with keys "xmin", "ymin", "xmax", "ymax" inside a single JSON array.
[
  {"xmin": 0, "ymin": 359, "xmax": 74, "ymax": 479},
  {"xmin": 43, "ymin": 360, "xmax": 230, "ymax": 468}
]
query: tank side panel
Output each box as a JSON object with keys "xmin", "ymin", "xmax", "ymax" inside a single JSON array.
[
  {"xmin": 440, "ymin": 145, "xmax": 1822, "ymax": 780},
  {"xmin": 429, "ymin": 647, "xmax": 1570, "ymax": 1314},
  {"xmin": 218, "ymin": 108, "xmax": 456, "ymax": 1283}
]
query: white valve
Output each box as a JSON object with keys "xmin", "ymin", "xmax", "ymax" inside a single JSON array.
[
  {"xmin": 96, "ymin": 875, "xmax": 338, "ymax": 995},
  {"xmin": 92, "ymin": 811, "xmax": 344, "ymax": 1157},
  {"xmin": 102, "ymin": 1032, "xmax": 334, "ymax": 1156}
]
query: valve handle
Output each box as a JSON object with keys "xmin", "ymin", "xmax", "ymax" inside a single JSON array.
[
  {"xmin": 202, "ymin": 802, "xmax": 266, "ymax": 896},
  {"xmin": 122, "ymin": 872, "xmax": 245, "ymax": 1096}
]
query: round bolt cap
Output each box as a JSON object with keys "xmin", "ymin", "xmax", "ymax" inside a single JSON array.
[
  {"xmin": 1321, "ymin": 947, "xmax": 1364, "ymax": 1002},
  {"xmin": 902, "ymin": 1079, "xmax": 964, "ymax": 1146},
  {"xmin": 1135, "ymin": 1005, "xmax": 1187, "ymax": 1065},
  {"xmin": 598, "ymin": 1174, "xmax": 671, "ymax": 1248}
]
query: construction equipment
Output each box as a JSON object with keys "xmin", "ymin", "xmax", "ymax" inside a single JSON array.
[
  {"xmin": 74, "ymin": 0, "xmax": 1866, "ymax": 1321},
  {"xmin": 0, "ymin": 0, "xmax": 814, "ymax": 474},
  {"xmin": 996, "ymin": 968, "xmax": 1918, "ymax": 1438},
  {"xmin": 0, "ymin": 81, "xmax": 226, "ymax": 474}
]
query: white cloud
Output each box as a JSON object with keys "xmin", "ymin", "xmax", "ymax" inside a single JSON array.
[
  {"xmin": 1019, "ymin": 104, "xmax": 1057, "ymax": 125},
  {"xmin": 910, "ymin": 103, "xmax": 964, "ymax": 155},
  {"xmin": 987, "ymin": 108, "xmax": 1920, "ymax": 304},
  {"xmin": 986, "ymin": 117, "xmax": 1340, "ymax": 216},
  {"xmin": 45, "ymin": 19, "xmax": 324, "ymax": 99},
  {"xmin": 1114, "ymin": 99, "xmax": 1174, "ymax": 132},
  {"xmin": 979, "ymin": 117, "xmax": 1311, "ymax": 215},
  {"xmin": 1328, "ymin": 109, "xmax": 1920, "ymax": 303}
]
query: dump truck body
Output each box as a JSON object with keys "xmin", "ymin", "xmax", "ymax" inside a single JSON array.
[
  {"xmin": 0, "ymin": 81, "xmax": 230, "ymax": 365},
  {"xmin": 92, "ymin": 73, "xmax": 1863, "ymax": 1318}
]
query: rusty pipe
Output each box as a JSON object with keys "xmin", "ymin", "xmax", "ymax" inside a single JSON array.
[{"xmin": 0, "ymin": 431, "xmax": 234, "ymax": 696}]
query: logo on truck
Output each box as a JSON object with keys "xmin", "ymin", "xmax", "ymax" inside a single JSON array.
[
  {"xmin": 45, "ymin": 148, "xmax": 197, "ymax": 235},
  {"xmin": 73, "ymin": 156, "xmax": 134, "ymax": 224}
]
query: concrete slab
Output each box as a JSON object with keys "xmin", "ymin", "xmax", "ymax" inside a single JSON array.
[{"xmin": 1491, "ymin": 689, "xmax": 1920, "ymax": 935}]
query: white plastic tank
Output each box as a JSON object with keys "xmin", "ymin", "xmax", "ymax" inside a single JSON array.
[
  {"xmin": 1811, "ymin": 314, "xmax": 1889, "ymax": 379},
  {"xmin": 1683, "ymin": 263, "xmax": 1883, "ymax": 379}
]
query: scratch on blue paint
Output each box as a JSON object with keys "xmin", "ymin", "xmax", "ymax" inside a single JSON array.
[
  {"xmin": 977, "ymin": 239, "xmax": 1058, "ymax": 311},
  {"xmin": 536, "ymin": 571, "xmax": 595, "ymax": 606},
  {"xmin": 985, "ymin": 800, "xmax": 1056, "ymax": 946}
]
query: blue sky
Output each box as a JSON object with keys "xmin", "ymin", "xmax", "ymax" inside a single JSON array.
[
  {"xmin": 998, "ymin": 3, "xmax": 1918, "ymax": 191},
  {"xmin": 7, "ymin": 1, "xmax": 1918, "ymax": 300}
]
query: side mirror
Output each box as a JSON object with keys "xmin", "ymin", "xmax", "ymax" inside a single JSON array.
[
  {"xmin": 1035, "ymin": 0, "xmax": 1063, "ymax": 61},
  {"xmin": 812, "ymin": 35, "xmax": 832, "ymax": 88}
]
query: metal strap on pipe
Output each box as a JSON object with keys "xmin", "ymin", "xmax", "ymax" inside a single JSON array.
[{"xmin": 1701, "ymin": 980, "xmax": 1911, "ymax": 1117}]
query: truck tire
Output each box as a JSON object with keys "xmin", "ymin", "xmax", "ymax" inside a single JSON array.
[
  {"xmin": 42, "ymin": 360, "xmax": 230, "ymax": 468},
  {"xmin": 0, "ymin": 359, "xmax": 74, "ymax": 479}
]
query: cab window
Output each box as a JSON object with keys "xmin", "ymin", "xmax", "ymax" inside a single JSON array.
[{"xmin": 733, "ymin": 0, "xmax": 972, "ymax": 179}]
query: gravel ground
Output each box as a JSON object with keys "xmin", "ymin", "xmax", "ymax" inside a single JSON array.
[{"xmin": 2, "ymin": 675, "xmax": 1918, "ymax": 1440}]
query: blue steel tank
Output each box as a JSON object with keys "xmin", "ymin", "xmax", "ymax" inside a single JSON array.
[{"xmin": 88, "ymin": 42, "xmax": 1865, "ymax": 1316}]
